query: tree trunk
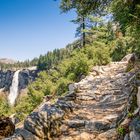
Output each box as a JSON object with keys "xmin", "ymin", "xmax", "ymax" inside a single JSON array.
[{"xmin": 82, "ymin": 17, "xmax": 86, "ymax": 47}]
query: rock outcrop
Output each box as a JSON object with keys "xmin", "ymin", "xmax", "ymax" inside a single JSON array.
[
  {"xmin": 18, "ymin": 69, "xmax": 37, "ymax": 90},
  {"xmin": 3, "ymin": 56, "xmax": 140, "ymax": 140}
]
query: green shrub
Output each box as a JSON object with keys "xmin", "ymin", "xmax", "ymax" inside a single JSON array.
[
  {"xmin": 117, "ymin": 126, "xmax": 126, "ymax": 136},
  {"xmin": 56, "ymin": 77, "xmax": 71, "ymax": 95},
  {"xmin": 127, "ymin": 112, "xmax": 134, "ymax": 118},
  {"xmin": 0, "ymin": 96, "xmax": 11, "ymax": 116},
  {"xmin": 14, "ymin": 96, "xmax": 34, "ymax": 120}
]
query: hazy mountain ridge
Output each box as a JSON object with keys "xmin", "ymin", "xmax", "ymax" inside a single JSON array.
[{"xmin": 0, "ymin": 58, "xmax": 17, "ymax": 64}]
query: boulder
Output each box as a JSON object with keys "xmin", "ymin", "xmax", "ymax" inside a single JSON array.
[
  {"xmin": 121, "ymin": 53, "xmax": 136, "ymax": 62},
  {"xmin": 0, "ymin": 116, "xmax": 15, "ymax": 139},
  {"xmin": 24, "ymin": 102, "xmax": 65, "ymax": 139},
  {"xmin": 68, "ymin": 83, "xmax": 75, "ymax": 93}
]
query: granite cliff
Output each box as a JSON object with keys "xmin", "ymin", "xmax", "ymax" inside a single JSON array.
[{"xmin": 0, "ymin": 68, "xmax": 38, "ymax": 104}]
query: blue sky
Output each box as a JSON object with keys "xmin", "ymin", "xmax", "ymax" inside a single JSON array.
[{"xmin": 0, "ymin": 0, "xmax": 77, "ymax": 61}]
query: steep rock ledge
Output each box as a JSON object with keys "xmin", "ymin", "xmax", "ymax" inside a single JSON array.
[{"xmin": 3, "ymin": 54, "xmax": 140, "ymax": 140}]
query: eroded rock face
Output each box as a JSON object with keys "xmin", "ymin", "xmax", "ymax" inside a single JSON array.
[
  {"xmin": 3, "ymin": 55, "xmax": 139, "ymax": 140},
  {"xmin": 18, "ymin": 69, "xmax": 38, "ymax": 90},
  {"xmin": 0, "ymin": 70, "xmax": 14, "ymax": 91}
]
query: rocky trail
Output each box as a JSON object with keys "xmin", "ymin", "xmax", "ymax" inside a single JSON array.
[
  {"xmin": 54, "ymin": 61, "xmax": 135, "ymax": 140},
  {"xmin": 2, "ymin": 55, "xmax": 140, "ymax": 140}
]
